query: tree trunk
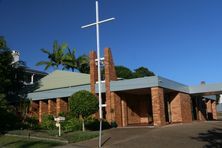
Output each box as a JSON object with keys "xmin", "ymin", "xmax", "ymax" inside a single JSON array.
[{"xmin": 80, "ymin": 114, "xmax": 85, "ymax": 132}]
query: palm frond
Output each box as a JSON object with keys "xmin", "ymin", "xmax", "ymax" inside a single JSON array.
[{"xmin": 40, "ymin": 48, "xmax": 51, "ymax": 55}]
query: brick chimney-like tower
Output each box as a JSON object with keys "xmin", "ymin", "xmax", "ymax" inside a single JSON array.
[{"xmin": 89, "ymin": 48, "xmax": 117, "ymax": 123}]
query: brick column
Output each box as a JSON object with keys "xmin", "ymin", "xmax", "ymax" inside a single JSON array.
[
  {"xmin": 121, "ymin": 98, "xmax": 128, "ymax": 127},
  {"xmin": 29, "ymin": 101, "xmax": 39, "ymax": 118},
  {"xmin": 89, "ymin": 51, "xmax": 98, "ymax": 94},
  {"xmin": 206, "ymin": 99, "xmax": 213, "ymax": 120},
  {"xmin": 39, "ymin": 100, "xmax": 48, "ymax": 122},
  {"xmin": 151, "ymin": 87, "xmax": 166, "ymax": 126},
  {"xmin": 170, "ymin": 93, "xmax": 192, "ymax": 123},
  {"xmin": 212, "ymin": 100, "xmax": 217, "ymax": 120},
  {"xmin": 111, "ymin": 92, "xmax": 122, "ymax": 126},
  {"xmin": 56, "ymin": 98, "xmax": 68, "ymax": 115},
  {"xmin": 48, "ymin": 99, "xmax": 56, "ymax": 116},
  {"xmin": 104, "ymin": 48, "xmax": 117, "ymax": 123}
]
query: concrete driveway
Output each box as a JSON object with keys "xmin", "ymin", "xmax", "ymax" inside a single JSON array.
[{"xmin": 58, "ymin": 121, "xmax": 222, "ymax": 148}]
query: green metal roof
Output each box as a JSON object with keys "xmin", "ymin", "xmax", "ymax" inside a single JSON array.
[
  {"xmin": 36, "ymin": 70, "xmax": 90, "ymax": 91},
  {"xmin": 28, "ymin": 70, "xmax": 221, "ymax": 101}
]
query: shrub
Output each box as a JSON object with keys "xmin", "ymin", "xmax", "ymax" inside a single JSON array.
[
  {"xmin": 85, "ymin": 119, "xmax": 111, "ymax": 131},
  {"xmin": 61, "ymin": 118, "xmax": 81, "ymax": 133},
  {"xmin": 41, "ymin": 114, "xmax": 55, "ymax": 130},
  {"xmin": 0, "ymin": 108, "xmax": 23, "ymax": 133},
  {"xmin": 24, "ymin": 116, "xmax": 40, "ymax": 130},
  {"xmin": 110, "ymin": 121, "xmax": 118, "ymax": 128},
  {"xmin": 69, "ymin": 90, "xmax": 99, "ymax": 131}
]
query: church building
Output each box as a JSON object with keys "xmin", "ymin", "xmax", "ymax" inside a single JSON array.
[{"xmin": 28, "ymin": 48, "xmax": 219, "ymax": 127}]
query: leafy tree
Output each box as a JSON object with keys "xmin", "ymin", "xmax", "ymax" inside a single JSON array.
[
  {"xmin": 0, "ymin": 36, "xmax": 7, "ymax": 49},
  {"xmin": 69, "ymin": 90, "xmax": 98, "ymax": 131},
  {"xmin": 115, "ymin": 65, "xmax": 133, "ymax": 79},
  {"xmin": 133, "ymin": 66, "xmax": 155, "ymax": 78},
  {"xmin": 0, "ymin": 36, "xmax": 25, "ymax": 131}
]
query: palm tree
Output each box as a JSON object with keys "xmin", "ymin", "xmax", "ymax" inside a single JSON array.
[
  {"xmin": 62, "ymin": 48, "xmax": 77, "ymax": 72},
  {"xmin": 37, "ymin": 40, "xmax": 90, "ymax": 73},
  {"xmin": 36, "ymin": 41, "xmax": 67, "ymax": 70},
  {"xmin": 76, "ymin": 54, "xmax": 89, "ymax": 73},
  {"xmin": 62, "ymin": 48, "xmax": 90, "ymax": 73}
]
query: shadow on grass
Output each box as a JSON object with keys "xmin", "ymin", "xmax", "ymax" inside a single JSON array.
[
  {"xmin": 191, "ymin": 128, "xmax": 222, "ymax": 148},
  {"xmin": 0, "ymin": 137, "xmax": 63, "ymax": 148}
]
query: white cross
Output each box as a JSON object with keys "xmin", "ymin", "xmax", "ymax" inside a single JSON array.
[{"xmin": 81, "ymin": 1, "xmax": 115, "ymax": 147}]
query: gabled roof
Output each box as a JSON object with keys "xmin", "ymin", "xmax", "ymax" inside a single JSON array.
[{"xmin": 36, "ymin": 70, "xmax": 90, "ymax": 91}]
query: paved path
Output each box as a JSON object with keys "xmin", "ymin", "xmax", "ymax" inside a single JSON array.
[{"xmin": 56, "ymin": 121, "xmax": 222, "ymax": 148}]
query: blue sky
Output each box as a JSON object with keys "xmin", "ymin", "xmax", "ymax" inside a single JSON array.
[{"xmin": 1, "ymin": 0, "xmax": 222, "ymax": 85}]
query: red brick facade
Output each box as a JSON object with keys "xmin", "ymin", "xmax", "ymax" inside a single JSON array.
[
  {"xmin": 39, "ymin": 100, "xmax": 48, "ymax": 123},
  {"xmin": 151, "ymin": 87, "xmax": 166, "ymax": 126},
  {"xmin": 212, "ymin": 100, "xmax": 217, "ymax": 120},
  {"xmin": 56, "ymin": 98, "xmax": 68, "ymax": 115},
  {"xmin": 48, "ymin": 99, "xmax": 56, "ymax": 115},
  {"xmin": 170, "ymin": 93, "xmax": 192, "ymax": 123},
  {"xmin": 89, "ymin": 51, "xmax": 98, "ymax": 94},
  {"xmin": 104, "ymin": 48, "xmax": 117, "ymax": 123}
]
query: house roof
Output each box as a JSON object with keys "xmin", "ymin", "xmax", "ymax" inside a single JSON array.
[
  {"xmin": 28, "ymin": 70, "xmax": 221, "ymax": 101},
  {"xmin": 35, "ymin": 70, "xmax": 90, "ymax": 91}
]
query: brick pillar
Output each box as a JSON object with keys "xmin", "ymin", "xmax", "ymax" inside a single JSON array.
[
  {"xmin": 111, "ymin": 92, "xmax": 122, "ymax": 126},
  {"xmin": 206, "ymin": 99, "xmax": 213, "ymax": 120},
  {"xmin": 29, "ymin": 101, "xmax": 39, "ymax": 118},
  {"xmin": 39, "ymin": 100, "xmax": 48, "ymax": 122},
  {"xmin": 151, "ymin": 87, "xmax": 166, "ymax": 126},
  {"xmin": 104, "ymin": 48, "xmax": 117, "ymax": 123},
  {"xmin": 89, "ymin": 51, "xmax": 98, "ymax": 94},
  {"xmin": 48, "ymin": 99, "xmax": 56, "ymax": 116},
  {"xmin": 170, "ymin": 93, "xmax": 192, "ymax": 123},
  {"xmin": 121, "ymin": 97, "xmax": 128, "ymax": 127},
  {"xmin": 211, "ymin": 100, "xmax": 217, "ymax": 120},
  {"xmin": 56, "ymin": 98, "xmax": 68, "ymax": 116}
]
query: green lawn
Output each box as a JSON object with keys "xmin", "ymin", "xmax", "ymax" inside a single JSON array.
[
  {"xmin": 1, "ymin": 130, "xmax": 99, "ymax": 147},
  {"xmin": 0, "ymin": 136, "xmax": 64, "ymax": 148}
]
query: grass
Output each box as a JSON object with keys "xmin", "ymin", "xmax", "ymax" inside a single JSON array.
[
  {"xmin": 63, "ymin": 131, "xmax": 99, "ymax": 143},
  {"xmin": 0, "ymin": 135, "xmax": 64, "ymax": 148},
  {"xmin": 3, "ymin": 129, "xmax": 99, "ymax": 146}
]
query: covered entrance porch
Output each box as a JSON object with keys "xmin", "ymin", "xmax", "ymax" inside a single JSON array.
[{"xmin": 108, "ymin": 86, "xmax": 193, "ymax": 127}]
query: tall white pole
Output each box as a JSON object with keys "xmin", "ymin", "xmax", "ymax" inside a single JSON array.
[
  {"xmin": 81, "ymin": 1, "xmax": 115, "ymax": 147},
  {"xmin": 96, "ymin": 1, "xmax": 103, "ymax": 147}
]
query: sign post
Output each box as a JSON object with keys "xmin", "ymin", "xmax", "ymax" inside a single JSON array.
[{"xmin": 54, "ymin": 116, "xmax": 65, "ymax": 137}]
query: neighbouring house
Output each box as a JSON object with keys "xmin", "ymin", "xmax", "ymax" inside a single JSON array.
[
  {"xmin": 28, "ymin": 48, "xmax": 219, "ymax": 127},
  {"xmin": 9, "ymin": 50, "xmax": 47, "ymax": 107},
  {"xmin": 12, "ymin": 50, "xmax": 47, "ymax": 85}
]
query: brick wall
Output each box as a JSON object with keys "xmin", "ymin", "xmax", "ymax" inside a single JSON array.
[
  {"xmin": 48, "ymin": 99, "xmax": 56, "ymax": 116},
  {"xmin": 30, "ymin": 101, "xmax": 39, "ymax": 118},
  {"xmin": 89, "ymin": 51, "xmax": 98, "ymax": 94},
  {"xmin": 111, "ymin": 92, "xmax": 122, "ymax": 126},
  {"xmin": 121, "ymin": 97, "xmax": 128, "ymax": 127},
  {"xmin": 39, "ymin": 100, "xmax": 48, "ymax": 122},
  {"xmin": 127, "ymin": 96, "xmax": 141, "ymax": 124},
  {"xmin": 212, "ymin": 100, "xmax": 217, "ymax": 120},
  {"xmin": 170, "ymin": 92, "xmax": 192, "ymax": 123},
  {"xmin": 56, "ymin": 98, "xmax": 68, "ymax": 115},
  {"xmin": 206, "ymin": 99, "xmax": 213, "ymax": 120},
  {"xmin": 104, "ymin": 48, "xmax": 117, "ymax": 123},
  {"xmin": 151, "ymin": 87, "xmax": 166, "ymax": 126}
]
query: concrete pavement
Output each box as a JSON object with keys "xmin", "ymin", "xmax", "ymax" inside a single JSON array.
[{"xmin": 56, "ymin": 121, "xmax": 222, "ymax": 148}]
